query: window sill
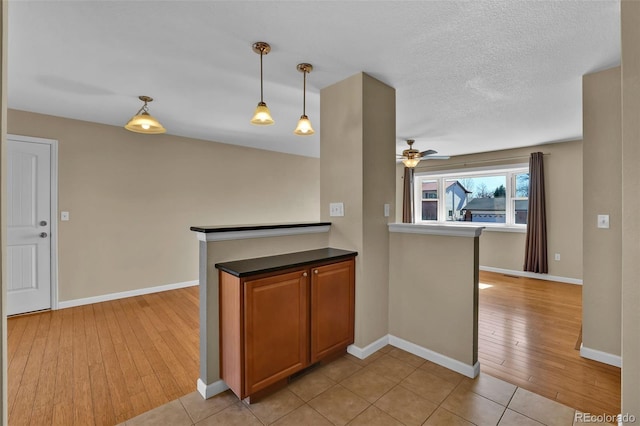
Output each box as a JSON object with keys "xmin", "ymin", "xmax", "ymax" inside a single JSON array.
[
  {"xmin": 389, "ymin": 223, "xmax": 484, "ymax": 238},
  {"xmin": 481, "ymin": 225, "xmax": 527, "ymax": 233},
  {"xmin": 413, "ymin": 222, "xmax": 526, "ymax": 234}
]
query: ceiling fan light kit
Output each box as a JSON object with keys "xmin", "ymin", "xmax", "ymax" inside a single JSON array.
[
  {"xmin": 250, "ymin": 41, "xmax": 275, "ymax": 125},
  {"xmin": 124, "ymin": 95, "xmax": 167, "ymax": 134},
  {"xmin": 401, "ymin": 139, "xmax": 421, "ymax": 168},
  {"xmin": 400, "ymin": 139, "xmax": 442, "ymax": 168}
]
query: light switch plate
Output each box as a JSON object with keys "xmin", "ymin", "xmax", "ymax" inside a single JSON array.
[
  {"xmin": 329, "ymin": 202, "xmax": 344, "ymax": 217},
  {"xmin": 597, "ymin": 214, "xmax": 610, "ymax": 229},
  {"xmin": 384, "ymin": 204, "xmax": 390, "ymax": 217},
  {"xmin": 61, "ymin": 211, "xmax": 70, "ymax": 221}
]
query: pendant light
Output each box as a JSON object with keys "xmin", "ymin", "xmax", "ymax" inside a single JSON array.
[
  {"xmin": 250, "ymin": 42, "xmax": 274, "ymax": 125},
  {"xmin": 293, "ymin": 63, "xmax": 315, "ymax": 136},
  {"xmin": 124, "ymin": 96, "xmax": 167, "ymax": 134}
]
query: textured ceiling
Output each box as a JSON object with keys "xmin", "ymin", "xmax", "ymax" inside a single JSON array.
[{"xmin": 8, "ymin": 1, "xmax": 620, "ymax": 158}]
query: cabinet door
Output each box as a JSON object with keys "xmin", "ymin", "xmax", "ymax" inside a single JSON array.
[
  {"xmin": 244, "ymin": 270, "xmax": 309, "ymax": 396},
  {"xmin": 310, "ymin": 260, "xmax": 355, "ymax": 362}
]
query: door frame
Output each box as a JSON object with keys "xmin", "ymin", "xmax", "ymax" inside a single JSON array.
[{"xmin": 7, "ymin": 134, "xmax": 59, "ymax": 311}]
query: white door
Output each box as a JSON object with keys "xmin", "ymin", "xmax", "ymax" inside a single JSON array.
[{"xmin": 7, "ymin": 138, "xmax": 52, "ymax": 315}]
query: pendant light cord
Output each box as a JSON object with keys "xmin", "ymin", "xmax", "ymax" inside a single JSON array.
[
  {"xmin": 260, "ymin": 50, "xmax": 264, "ymax": 103},
  {"xmin": 302, "ymin": 70, "xmax": 307, "ymax": 116}
]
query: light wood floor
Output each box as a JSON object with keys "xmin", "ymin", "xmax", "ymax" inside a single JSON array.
[
  {"xmin": 478, "ymin": 271, "xmax": 621, "ymax": 417},
  {"xmin": 8, "ymin": 273, "xmax": 622, "ymax": 425},
  {"xmin": 7, "ymin": 287, "xmax": 200, "ymax": 425}
]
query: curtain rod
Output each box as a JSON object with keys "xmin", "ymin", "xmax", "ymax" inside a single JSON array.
[{"xmin": 416, "ymin": 152, "xmax": 550, "ymax": 170}]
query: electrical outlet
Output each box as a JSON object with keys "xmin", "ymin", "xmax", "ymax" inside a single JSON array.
[
  {"xmin": 329, "ymin": 202, "xmax": 344, "ymax": 217},
  {"xmin": 597, "ymin": 214, "xmax": 610, "ymax": 229}
]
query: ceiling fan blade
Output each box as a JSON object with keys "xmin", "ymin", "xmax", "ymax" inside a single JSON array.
[{"xmin": 420, "ymin": 149, "xmax": 438, "ymax": 156}]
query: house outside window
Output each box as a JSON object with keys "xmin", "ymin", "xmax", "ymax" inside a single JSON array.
[
  {"xmin": 415, "ymin": 165, "xmax": 529, "ymax": 227},
  {"xmin": 421, "ymin": 180, "xmax": 438, "ymax": 220}
]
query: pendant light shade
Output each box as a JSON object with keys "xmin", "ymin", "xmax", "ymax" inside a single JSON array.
[
  {"xmin": 294, "ymin": 63, "xmax": 315, "ymax": 136},
  {"xmin": 251, "ymin": 42, "xmax": 274, "ymax": 125},
  {"xmin": 251, "ymin": 102, "xmax": 274, "ymax": 125},
  {"xmin": 124, "ymin": 96, "xmax": 166, "ymax": 134},
  {"xmin": 294, "ymin": 115, "xmax": 314, "ymax": 135}
]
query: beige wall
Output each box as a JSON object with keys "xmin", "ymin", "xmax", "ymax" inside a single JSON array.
[
  {"xmin": 388, "ymin": 232, "xmax": 478, "ymax": 366},
  {"xmin": 621, "ymin": 0, "xmax": 640, "ymax": 417},
  {"xmin": 397, "ymin": 140, "xmax": 583, "ymax": 280},
  {"xmin": 477, "ymin": 231, "xmax": 525, "ymax": 271},
  {"xmin": 1, "ymin": 1, "xmax": 7, "ymax": 422},
  {"xmin": 320, "ymin": 73, "xmax": 396, "ymax": 347},
  {"xmin": 7, "ymin": 109, "xmax": 320, "ymax": 302},
  {"xmin": 582, "ymin": 67, "xmax": 621, "ymax": 357}
]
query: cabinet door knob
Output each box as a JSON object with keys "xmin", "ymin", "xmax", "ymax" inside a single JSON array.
[
  {"xmin": 314, "ymin": 270, "xmax": 319, "ymax": 274},
  {"xmin": 303, "ymin": 272, "xmax": 308, "ymax": 277}
]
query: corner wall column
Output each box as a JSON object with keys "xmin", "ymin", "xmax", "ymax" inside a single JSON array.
[
  {"xmin": 621, "ymin": 0, "xmax": 640, "ymax": 418},
  {"xmin": 320, "ymin": 73, "xmax": 396, "ymax": 348}
]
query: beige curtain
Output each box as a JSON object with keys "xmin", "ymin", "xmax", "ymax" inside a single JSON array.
[
  {"xmin": 524, "ymin": 152, "xmax": 548, "ymax": 273},
  {"xmin": 402, "ymin": 167, "xmax": 414, "ymax": 223}
]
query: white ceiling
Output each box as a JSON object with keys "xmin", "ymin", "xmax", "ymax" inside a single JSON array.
[{"xmin": 7, "ymin": 1, "xmax": 620, "ymax": 158}]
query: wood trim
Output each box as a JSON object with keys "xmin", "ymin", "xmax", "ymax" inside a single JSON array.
[{"xmin": 219, "ymin": 272, "xmax": 242, "ymax": 398}]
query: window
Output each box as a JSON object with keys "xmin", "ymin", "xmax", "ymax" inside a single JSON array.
[
  {"xmin": 421, "ymin": 180, "xmax": 438, "ymax": 220},
  {"xmin": 513, "ymin": 172, "xmax": 530, "ymax": 225},
  {"xmin": 415, "ymin": 166, "xmax": 529, "ymax": 227}
]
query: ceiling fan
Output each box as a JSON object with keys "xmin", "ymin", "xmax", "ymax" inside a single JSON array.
[{"xmin": 398, "ymin": 139, "xmax": 449, "ymax": 168}]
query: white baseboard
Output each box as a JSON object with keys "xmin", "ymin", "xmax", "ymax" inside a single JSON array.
[
  {"xmin": 388, "ymin": 335, "xmax": 479, "ymax": 378},
  {"xmin": 480, "ymin": 266, "xmax": 583, "ymax": 285},
  {"xmin": 197, "ymin": 378, "xmax": 229, "ymax": 399},
  {"xmin": 348, "ymin": 334, "xmax": 478, "ymax": 379},
  {"xmin": 580, "ymin": 343, "xmax": 622, "ymax": 368},
  {"xmin": 57, "ymin": 280, "xmax": 199, "ymax": 309},
  {"xmin": 348, "ymin": 335, "xmax": 390, "ymax": 359}
]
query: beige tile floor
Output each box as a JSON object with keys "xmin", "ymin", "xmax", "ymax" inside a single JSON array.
[{"xmin": 121, "ymin": 346, "xmax": 612, "ymax": 426}]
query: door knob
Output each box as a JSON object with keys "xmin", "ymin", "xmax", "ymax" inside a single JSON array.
[
  {"xmin": 40, "ymin": 232, "xmax": 48, "ymax": 238},
  {"xmin": 40, "ymin": 221, "xmax": 47, "ymax": 226}
]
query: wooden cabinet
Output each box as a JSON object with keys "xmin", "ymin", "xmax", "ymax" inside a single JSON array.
[
  {"xmin": 244, "ymin": 270, "xmax": 309, "ymax": 396},
  {"xmin": 310, "ymin": 261, "xmax": 355, "ymax": 363},
  {"xmin": 217, "ymin": 249, "xmax": 356, "ymax": 401}
]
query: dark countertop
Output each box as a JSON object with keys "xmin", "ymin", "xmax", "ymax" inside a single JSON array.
[
  {"xmin": 215, "ymin": 248, "xmax": 358, "ymax": 277},
  {"xmin": 190, "ymin": 222, "xmax": 331, "ymax": 233}
]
